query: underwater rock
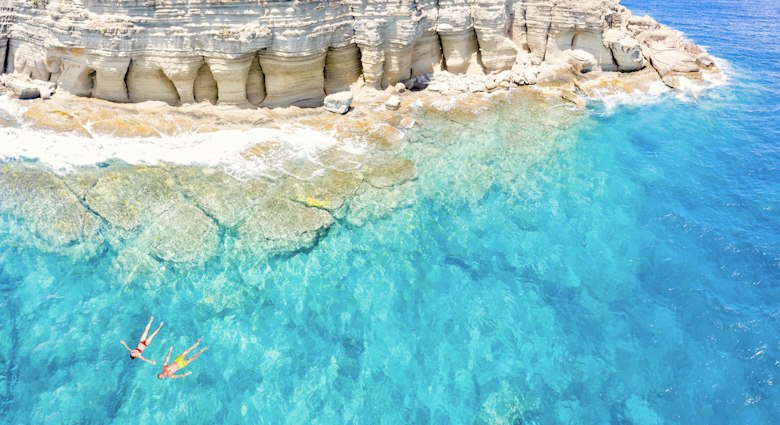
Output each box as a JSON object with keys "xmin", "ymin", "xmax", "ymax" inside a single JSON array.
[
  {"xmin": 0, "ymin": 164, "xmax": 100, "ymax": 246},
  {"xmin": 136, "ymin": 201, "xmax": 219, "ymax": 264},
  {"xmin": 110, "ymin": 246, "xmax": 168, "ymax": 288},
  {"xmin": 475, "ymin": 382, "xmax": 540, "ymax": 425},
  {"xmin": 346, "ymin": 182, "xmax": 416, "ymax": 227},
  {"xmin": 277, "ymin": 169, "xmax": 363, "ymax": 213},
  {"xmin": 173, "ymin": 167, "xmax": 270, "ymax": 228},
  {"xmin": 85, "ymin": 166, "xmax": 181, "ymax": 231},
  {"xmin": 238, "ymin": 197, "xmax": 334, "ymax": 255},
  {"xmin": 60, "ymin": 172, "xmax": 100, "ymax": 201},
  {"xmin": 198, "ymin": 274, "xmax": 250, "ymax": 313},
  {"xmin": 366, "ymin": 157, "xmax": 417, "ymax": 188}
]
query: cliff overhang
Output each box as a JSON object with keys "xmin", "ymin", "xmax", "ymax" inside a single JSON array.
[{"xmin": 0, "ymin": 0, "xmax": 719, "ymax": 107}]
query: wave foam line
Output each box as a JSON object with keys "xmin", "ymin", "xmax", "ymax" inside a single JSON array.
[
  {"xmin": 0, "ymin": 124, "xmax": 340, "ymax": 175},
  {"xmin": 589, "ymin": 57, "xmax": 731, "ymax": 116}
]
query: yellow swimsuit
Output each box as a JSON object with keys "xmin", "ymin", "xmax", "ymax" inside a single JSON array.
[{"xmin": 174, "ymin": 355, "xmax": 189, "ymax": 369}]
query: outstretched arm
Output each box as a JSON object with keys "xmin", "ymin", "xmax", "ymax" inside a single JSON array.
[
  {"xmin": 164, "ymin": 346, "xmax": 173, "ymax": 366},
  {"xmin": 119, "ymin": 340, "xmax": 133, "ymax": 353},
  {"xmin": 171, "ymin": 371, "xmax": 192, "ymax": 379},
  {"xmin": 138, "ymin": 354, "xmax": 156, "ymax": 365}
]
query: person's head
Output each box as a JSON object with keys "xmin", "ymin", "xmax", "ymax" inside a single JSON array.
[
  {"xmin": 157, "ymin": 373, "xmax": 165, "ymax": 380},
  {"xmin": 130, "ymin": 350, "xmax": 140, "ymax": 359}
]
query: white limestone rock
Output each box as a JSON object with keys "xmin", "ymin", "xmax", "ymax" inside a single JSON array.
[
  {"xmin": 324, "ymin": 91, "xmax": 354, "ymax": 114},
  {"xmin": 604, "ymin": 29, "xmax": 645, "ymax": 72},
  {"xmin": 0, "ymin": 0, "xmax": 720, "ymax": 107},
  {"xmin": 385, "ymin": 95, "xmax": 401, "ymax": 111},
  {"xmin": 2, "ymin": 74, "xmax": 40, "ymax": 99}
]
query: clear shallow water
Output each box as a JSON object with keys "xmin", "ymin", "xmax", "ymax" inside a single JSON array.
[{"xmin": 2, "ymin": 1, "xmax": 780, "ymax": 424}]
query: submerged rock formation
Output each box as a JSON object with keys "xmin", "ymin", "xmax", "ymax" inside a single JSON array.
[{"xmin": 0, "ymin": 0, "xmax": 718, "ymax": 107}]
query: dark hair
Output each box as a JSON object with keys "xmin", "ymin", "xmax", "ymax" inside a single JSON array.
[{"xmin": 130, "ymin": 354, "xmax": 135, "ymax": 359}]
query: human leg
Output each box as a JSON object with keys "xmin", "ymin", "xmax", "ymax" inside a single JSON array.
[
  {"xmin": 140, "ymin": 315, "xmax": 154, "ymax": 341},
  {"xmin": 147, "ymin": 321, "xmax": 164, "ymax": 344},
  {"xmin": 180, "ymin": 338, "xmax": 201, "ymax": 357},
  {"xmin": 185, "ymin": 347, "xmax": 209, "ymax": 364}
]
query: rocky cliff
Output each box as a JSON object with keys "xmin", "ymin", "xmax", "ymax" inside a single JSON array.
[{"xmin": 0, "ymin": 0, "xmax": 718, "ymax": 107}]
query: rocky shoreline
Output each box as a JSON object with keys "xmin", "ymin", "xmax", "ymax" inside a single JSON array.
[
  {"xmin": 0, "ymin": 0, "xmax": 725, "ymax": 284},
  {"xmin": 0, "ymin": 83, "xmax": 584, "ymax": 284},
  {"xmin": 0, "ymin": 0, "xmax": 720, "ymax": 109}
]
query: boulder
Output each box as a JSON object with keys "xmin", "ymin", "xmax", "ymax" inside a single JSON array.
[
  {"xmin": 385, "ymin": 95, "xmax": 401, "ymax": 111},
  {"xmin": 567, "ymin": 50, "xmax": 598, "ymax": 74},
  {"xmin": 5, "ymin": 78, "xmax": 40, "ymax": 99},
  {"xmin": 604, "ymin": 30, "xmax": 645, "ymax": 72},
  {"xmin": 469, "ymin": 83, "xmax": 486, "ymax": 93},
  {"xmin": 323, "ymin": 91, "xmax": 353, "ymax": 114},
  {"xmin": 495, "ymin": 70, "xmax": 513, "ymax": 83}
]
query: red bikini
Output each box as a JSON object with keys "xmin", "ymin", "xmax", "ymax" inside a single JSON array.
[{"xmin": 135, "ymin": 340, "xmax": 148, "ymax": 353}]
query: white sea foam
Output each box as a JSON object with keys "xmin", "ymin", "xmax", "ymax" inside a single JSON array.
[
  {"xmin": 590, "ymin": 57, "xmax": 731, "ymax": 116},
  {"xmin": 0, "ymin": 95, "xmax": 29, "ymax": 122},
  {"xmin": 0, "ymin": 103, "xmax": 344, "ymax": 178},
  {"xmin": 592, "ymin": 81, "xmax": 671, "ymax": 116}
]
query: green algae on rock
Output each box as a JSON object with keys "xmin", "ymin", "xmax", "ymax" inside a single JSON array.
[{"xmin": 277, "ymin": 169, "xmax": 364, "ymax": 213}]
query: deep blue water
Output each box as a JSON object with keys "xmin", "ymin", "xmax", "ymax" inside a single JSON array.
[{"xmin": 2, "ymin": 0, "xmax": 779, "ymax": 423}]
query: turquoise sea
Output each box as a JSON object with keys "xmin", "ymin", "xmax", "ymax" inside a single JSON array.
[{"xmin": 1, "ymin": 0, "xmax": 779, "ymax": 423}]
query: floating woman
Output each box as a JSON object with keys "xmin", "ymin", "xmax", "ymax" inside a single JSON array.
[
  {"xmin": 158, "ymin": 338, "xmax": 208, "ymax": 380},
  {"xmin": 120, "ymin": 315, "xmax": 164, "ymax": 365}
]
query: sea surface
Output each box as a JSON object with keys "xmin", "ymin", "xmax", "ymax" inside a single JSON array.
[{"xmin": 1, "ymin": 0, "xmax": 779, "ymax": 423}]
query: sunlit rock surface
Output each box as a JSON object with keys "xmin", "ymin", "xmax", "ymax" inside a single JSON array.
[
  {"xmin": 0, "ymin": 85, "xmax": 582, "ymax": 271},
  {"xmin": 0, "ymin": 0, "xmax": 719, "ymax": 106}
]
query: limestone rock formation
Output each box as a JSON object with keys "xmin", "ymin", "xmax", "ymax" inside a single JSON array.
[
  {"xmin": 0, "ymin": 0, "xmax": 719, "ymax": 107},
  {"xmin": 324, "ymin": 91, "xmax": 353, "ymax": 115}
]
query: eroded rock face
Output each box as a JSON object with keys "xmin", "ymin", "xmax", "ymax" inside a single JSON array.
[{"xmin": 0, "ymin": 0, "xmax": 718, "ymax": 106}]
